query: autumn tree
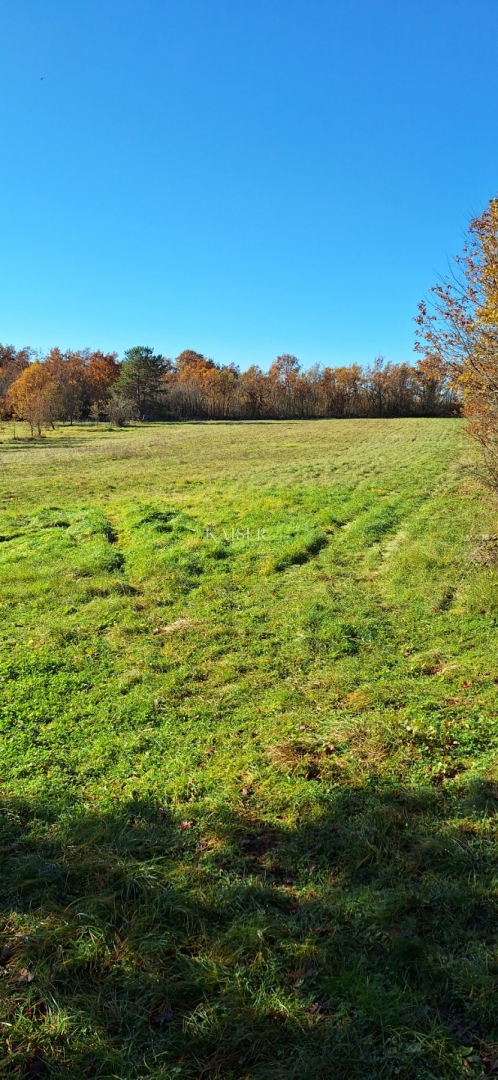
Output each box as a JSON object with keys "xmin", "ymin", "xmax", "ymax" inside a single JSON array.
[
  {"xmin": 44, "ymin": 349, "xmax": 87, "ymax": 424},
  {"xmin": 85, "ymin": 350, "xmax": 120, "ymax": 414},
  {"xmin": 39, "ymin": 348, "xmax": 121, "ymax": 423},
  {"xmin": 321, "ymin": 364, "xmax": 364, "ymax": 417},
  {"xmin": 171, "ymin": 351, "xmax": 217, "ymax": 417},
  {"xmin": 175, "ymin": 350, "xmax": 214, "ymax": 374},
  {"xmin": 414, "ymin": 355, "xmax": 455, "ymax": 415},
  {"xmin": 267, "ymin": 354, "xmax": 301, "ymax": 417},
  {"xmin": 0, "ymin": 345, "xmax": 32, "ymax": 416},
  {"xmin": 7, "ymin": 361, "xmax": 61, "ymax": 435},
  {"xmin": 239, "ymin": 365, "xmax": 270, "ymax": 418},
  {"xmin": 215, "ymin": 364, "xmax": 240, "ymax": 419},
  {"xmin": 364, "ymin": 356, "xmax": 388, "ymax": 416},
  {"xmin": 1, "ymin": 340, "xmax": 462, "ymax": 426},
  {"xmin": 415, "ymin": 196, "xmax": 498, "ymax": 481}
]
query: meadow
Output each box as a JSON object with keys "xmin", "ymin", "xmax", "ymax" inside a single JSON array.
[{"xmin": 1, "ymin": 417, "xmax": 498, "ymax": 1079}]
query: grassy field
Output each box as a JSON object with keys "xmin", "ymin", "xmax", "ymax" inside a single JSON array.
[{"xmin": 1, "ymin": 417, "xmax": 498, "ymax": 1079}]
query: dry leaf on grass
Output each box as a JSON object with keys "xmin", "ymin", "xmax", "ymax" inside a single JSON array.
[
  {"xmin": 152, "ymin": 618, "xmax": 194, "ymax": 635},
  {"xmin": 287, "ymin": 964, "xmax": 319, "ymax": 984},
  {"xmin": 13, "ymin": 968, "xmax": 35, "ymax": 985}
]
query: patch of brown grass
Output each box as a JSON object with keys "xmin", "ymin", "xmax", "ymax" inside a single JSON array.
[
  {"xmin": 266, "ymin": 738, "xmax": 342, "ymax": 781},
  {"xmin": 152, "ymin": 618, "xmax": 195, "ymax": 634}
]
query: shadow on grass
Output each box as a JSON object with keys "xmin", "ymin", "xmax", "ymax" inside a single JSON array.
[
  {"xmin": 0, "ymin": 438, "xmax": 92, "ymax": 454},
  {"xmin": 1, "ymin": 782, "xmax": 498, "ymax": 1079}
]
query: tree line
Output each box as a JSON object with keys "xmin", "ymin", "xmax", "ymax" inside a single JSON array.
[
  {"xmin": 3, "ymin": 194, "xmax": 497, "ymax": 489},
  {"xmin": 0, "ymin": 345, "xmax": 457, "ymax": 433}
]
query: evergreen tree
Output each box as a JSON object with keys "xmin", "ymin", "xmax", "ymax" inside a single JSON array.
[{"xmin": 116, "ymin": 346, "xmax": 170, "ymax": 420}]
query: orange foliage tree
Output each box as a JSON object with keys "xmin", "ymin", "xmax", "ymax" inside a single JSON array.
[
  {"xmin": 7, "ymin": 362, "xmax": 61, "ymax": 435},
  {"xmin": 415, "ymin": 196, "xmax": 498, "ymax": 482},
  {"xmin": 0, "ymin": 345, "xmax": 32, "ymax": 416},
  {"xmin": 44, "ymin": 348, "xmax": 120, "ymax": 422},
  {"xmin": 45, "ymin": 349, "xmax": 87, "ymax": 424},
  {"xmin": 85, "ymin": 351, "xmax": 120, "ymax": 415},
  {"xmin": 2, "ymin": 342, "xmax": 459, "ymax": 427}
]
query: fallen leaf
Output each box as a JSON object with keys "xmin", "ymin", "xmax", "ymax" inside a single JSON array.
[
  {"xmin": 180, "ymin": 820, "xmax": 193, "ymax": 830},
  {"xmin": 287, "ymin": 964, "xmax": 318, "ymax": 983},
  {"xmin": 14, "ymin": 968, "xmax": 35, "ymax": 985}
]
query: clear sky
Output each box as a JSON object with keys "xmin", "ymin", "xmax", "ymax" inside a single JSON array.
[{"xmin": 1, "ymin": 0, "xmax": 498, "ymax": 370}]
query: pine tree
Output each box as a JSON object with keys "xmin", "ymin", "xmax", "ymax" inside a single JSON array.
[{"xmin": 116, "ymin": 346, "xmax": 170, "ymax": 420}]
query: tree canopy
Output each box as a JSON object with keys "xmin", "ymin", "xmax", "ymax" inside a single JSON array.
[
  {"xmin": 116, "ymin": 346, "xmax": 170, "ymax": 420},
  {"xmin": 415, "ymin": 196, "xmax": 498, "ymax": 485},
  {"xmin": 1, "ymin": 342, "xmax": 458, "ymax": 431}
]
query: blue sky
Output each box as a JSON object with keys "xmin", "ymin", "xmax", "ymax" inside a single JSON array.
[{"xmin": 1, "ymin": 0, "xmax": 498, "ymax": 370}]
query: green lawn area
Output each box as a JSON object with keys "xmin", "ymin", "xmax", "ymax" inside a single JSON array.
[{"xmin": 2, "ymin": 417, "xmax": 498, "ymax": 1079}]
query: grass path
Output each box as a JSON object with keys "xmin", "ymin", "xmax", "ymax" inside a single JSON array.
[{"xmin": 1, "ymin": 418, "xmax": 498, "ymax": 1078}]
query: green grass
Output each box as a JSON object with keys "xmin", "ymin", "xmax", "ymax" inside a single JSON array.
[{"xmin": 1, "ymin": 417, "xmax": 498, "ymax": 1079}]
